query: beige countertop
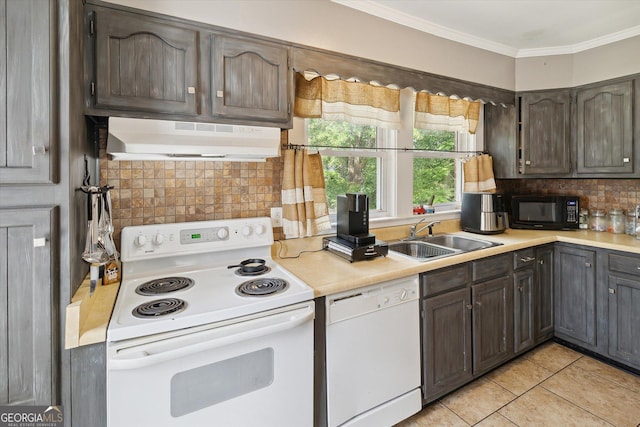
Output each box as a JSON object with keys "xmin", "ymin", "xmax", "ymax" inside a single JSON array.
[
  {"xmin": 64, "ymin": 223, "xmax": 640, "ymax": 348},
  {"xmin": 274, "ymin": 226, "xmax": 640, "ymax": 297},
  {"xmin": 65, "ymin": 274, "xmax": 119, "ymax": 349}
]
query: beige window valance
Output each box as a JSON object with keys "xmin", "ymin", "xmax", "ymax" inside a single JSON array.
[
  {"xmin": 294, "ymin": 72, "xmax": 481, "ymax": 134},
  {"xmin": 415, "ymin": 92, "xmax": 481, "ymax": 134},
  {"xmin": 294, "ymin": 73, "xmax": 401, "ymax": 129}
]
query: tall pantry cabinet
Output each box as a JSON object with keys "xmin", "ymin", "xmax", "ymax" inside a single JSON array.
[{"xmin": 1, "ymin": 1, "xmax": 90, "ymax": 425}]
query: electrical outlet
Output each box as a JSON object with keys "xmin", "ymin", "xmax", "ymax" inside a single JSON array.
[{"xmin": 270, "ymin": 207, "xmax": 283, "ymax": 227}]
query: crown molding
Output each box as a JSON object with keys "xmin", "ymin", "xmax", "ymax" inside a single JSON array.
[{"xmin": 333, "ymin": 0, "xmax": 640, "ymax": 59}]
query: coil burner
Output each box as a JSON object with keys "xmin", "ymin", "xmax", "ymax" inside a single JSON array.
[
  {"xmin": 132, "ymin": 298, "xmax": 187, "ymax": 318},
  {"xmin": 236, "ymin": 278, "xmax": 289, "ymax": 297},
  {"xmin": 135, "ymin": 277, "xmax": 194, "ymax": 296}
]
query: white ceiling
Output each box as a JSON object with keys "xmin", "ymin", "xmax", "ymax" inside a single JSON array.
[{"xmin": 332, "ymin": 0, "xmax": 640, "ymax": 58}]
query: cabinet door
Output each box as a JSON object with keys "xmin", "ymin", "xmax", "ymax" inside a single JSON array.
[
  {"xmin": 0, "ymin": 207, "xmax": 55, "ymax": 405},
  {"xmin": 484, "ymin": 103, "xmax": 518, "ymax": 178},
  {"xmin": 422, "ymin": 288, "xmax": 472, "ymax": 403},
  {"xmin": 554, "ymin": 246, "xmax": 597, "ymax": 348},
  {"xmin": 577, "ymin": 80, "xmax": 633, "ymax": 174},
  {"xmin": 0, "ymin": 0, "xmax": 54, "ymax": 184},
  {"xmin": 472, "ymin": 276, "xmax": 513, "ymax": 374},
  {"xmin": 92, "ymin": 8, "xmax": 198, "ymax": 115},
  {"xmin": 519, "ymin": 91, "xmax": 572, "ymax": 175},
  {"xmin": 513, "ymin": 269, "xmax": 535, "ymax": 354},
  {"xmin": 607, "ymin": 275, "xmax": 640, "ymax": 369},
  {"xmin": 212, "ymin": 35, "xmax": 290, "ymax": 124},
  {"xmin": 534, "ymin": 246, "xmax": 554, "ymax": 341}
]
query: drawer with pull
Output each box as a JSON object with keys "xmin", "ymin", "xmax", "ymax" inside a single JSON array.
[
  {"xmin": 472, "ymin": 253, "xmax": 510, "ymax": 282},
  {"xmin": 513, "ymin": 248, "xmax": 536, "ymax": 270},
  {"xmin": 608, "ymin": 252, "xmax": 640, "ymax": 277},
  {"xmin": 421, "ymin": 263, "xmax": 469, "ymax": 297}
]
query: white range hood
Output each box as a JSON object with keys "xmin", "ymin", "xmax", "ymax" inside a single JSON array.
[{"xmin": 106, "ymin": 117, "xmax": 282, "ymax": 162}]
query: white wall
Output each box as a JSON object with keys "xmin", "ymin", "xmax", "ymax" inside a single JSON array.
[
  {"xmin": 515, "ymin": 35, "xmax": 640, "ymax": 91},
  {"xmin": 109, "ymin": 0, "xmax": 639, "ymax": 92}
]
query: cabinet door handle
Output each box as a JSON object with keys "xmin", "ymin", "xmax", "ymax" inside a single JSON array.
[
  {"xmin": 518, "ymin": 286, "xmax": 524, "ymax": 292},
  {"xmin": 623, "ymin": 157, "xmax": 630, "ymax": 163},
  {"xmin": 538, "ymin": 259, "xmax": 544, "ymax": 265},
  {"xmin": 33, "ymin": 237, "xmax": 47, "ymax": 247},
  {"xmin": 187, "ymin": 86, "xmax": 196, "ymax": 94},
  {"xmin": 608, "ymin": 288, "xmax": 616, "ymax": 294},
  {"xmin": 525, "ymin": 160, "xmax": 532, "ymax": 165},
  {"xmin": 216, "ymin": 90, "xmax": 224, "ymax": 98},
  {"xmin": 585, "ymin": 262, "xmax": 592, "ymax": 268},
  {"xmin": 520, "ymin": 256, "xmax": 535, "ymax": 263},
  {"xmin": 475, "ymin": 301, "xmax": 482, "ymax": 307},
  {"xmin": 32, "ymin": 146, "xmax": 48, "ymax": 155},
  {"xmin": 466, "ymin": 304, "xmax": 473, "ymax": 310}
]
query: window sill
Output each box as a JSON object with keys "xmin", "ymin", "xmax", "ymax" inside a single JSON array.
[{"xmin": 370, "ymin": 210, "xmax": 461, "ymax": 229}]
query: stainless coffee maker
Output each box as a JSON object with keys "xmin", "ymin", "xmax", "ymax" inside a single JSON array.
[{"xmin": 461, "ymin": 192, "xmax": 508, "ymax": 235}]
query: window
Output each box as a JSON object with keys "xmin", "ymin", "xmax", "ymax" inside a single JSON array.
[
  {"xmin": 304, "ymin": 119, "xmax": 389, "ymax": 216},
  {"xmin": 292, "ymin": 89, "xmax": 481, "ymax": 222}
]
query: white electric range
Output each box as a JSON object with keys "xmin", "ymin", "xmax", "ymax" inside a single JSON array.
[{"xmin": 106, "ymin": 217, "xmax": 315, "ymax": 427}]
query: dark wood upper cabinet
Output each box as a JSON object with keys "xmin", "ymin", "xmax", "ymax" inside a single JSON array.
[
  {"xmin": 90, "ymin": 7, "xmax": 199, "ymax": 115},
  {"xmin": 519, "ymin": 91, "xmax": 572, "ymax": 175},
  {"xmin": 576, "ymin": 80, "xmax": 633, "ymax": 174},
  {"xmin": 1, "ymin": 0, "xmax": 55, "ymax": 184},
  {"xmin": 211, "ymin": 35, "xmax": 291, "ymax": 125}
]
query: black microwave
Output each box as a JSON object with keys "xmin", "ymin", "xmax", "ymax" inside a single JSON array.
[{"xmin": 510, "ymin": 195, "xmax": 580, "ymax": 230}]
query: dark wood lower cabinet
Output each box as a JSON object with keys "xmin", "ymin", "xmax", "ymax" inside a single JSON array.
[
  {"xmin": 472, "ymin": 276, "xmax": 513, "ymax": 374},
  {"xmin": 0, "ymin": 207, "xmax": 56, "ymax": 405},
  {"xmin": 607, "ymin": 275, "xmax": 640, "ymax": 370},
  {"xmin": 420, "ymin": 244, "xmax": 640, "ymax": 405},
  {"xmin": 513, "ymin": 268, "xmax": 535, "ymax": 353},
  {"xmin": 422, "ymin": 288, "xmax": 472, "ymax": 403},
  {"xmin": 554, "ymin": 245, "xmax": 597, "ymax": 349},
  {"xmin": 534, "ymin": 246, "xmax": 554, "ymax": 341}
]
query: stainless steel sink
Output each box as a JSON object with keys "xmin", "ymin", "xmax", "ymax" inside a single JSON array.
[
  {"xmin": 422, "ymin": 234, "xmax": 502, "ymax": 252},
  {"xmin": 388, "ymin": 241, "xmax": 460, "ymax": 261},
  {"xmin": 389, "ymin": 234, "xmax": 502, "ymax": 261}
]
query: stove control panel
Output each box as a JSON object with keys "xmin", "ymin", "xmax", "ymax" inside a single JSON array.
[
  {"xmin": 121, "ymin": 217, "xmax": 274, "ymax": 261},
  {"xmin": 180, "ymin": 226, "xmax": 229, "ymax": 244}
]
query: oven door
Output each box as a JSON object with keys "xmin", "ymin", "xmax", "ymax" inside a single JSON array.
[{"xmin": 107, "ymin": 301, "xmax": 314, "ymax": 427}]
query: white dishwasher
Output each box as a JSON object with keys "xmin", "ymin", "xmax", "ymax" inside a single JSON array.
[{"xmin": 325, "ymin": 276, "xmax": 422, "ymax": 427}]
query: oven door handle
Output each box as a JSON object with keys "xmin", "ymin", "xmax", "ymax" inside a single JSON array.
[{"xmin": 109, "ymin": 303, "xmax": 314, "ymax": 370}]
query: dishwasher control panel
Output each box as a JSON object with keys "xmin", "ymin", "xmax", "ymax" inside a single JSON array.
[{"xmin": 326, "ymin": 277, "xmax": 419, "ymax": 324}]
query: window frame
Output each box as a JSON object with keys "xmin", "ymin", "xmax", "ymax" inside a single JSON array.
[{"xmin": 290, "ymin": 90, "xmax": 483, "ymax": 227}]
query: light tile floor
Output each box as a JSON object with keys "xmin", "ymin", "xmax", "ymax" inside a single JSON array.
[{"xmin": 397, "ymin": 342, "xmax": 640, "ymax": 427}]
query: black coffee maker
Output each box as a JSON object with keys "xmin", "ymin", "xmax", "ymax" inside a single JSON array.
[
  {"xmin": 323, "ymin": 193, "xmax": 388, "ymax": 262},
  {"xmin": 337, "ymin": 193, "xmax": 375, "ymax": 245}
]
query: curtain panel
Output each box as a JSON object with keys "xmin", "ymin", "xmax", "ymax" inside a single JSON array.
[
  {"xmin": 281, "ymin": 148, "xmax": 332, "ymax": 239},
  {"xmin": 294, "ymin": 73, "xmax": 401, "ymax": 129},
  {"xmin": 414, "ymin": 92, "xmax": 481, "ymax": 134}
]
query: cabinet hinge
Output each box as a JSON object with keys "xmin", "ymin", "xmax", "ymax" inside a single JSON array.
[{"xmin": 90, "ymin": 82, "xmax": 95, "ymax": 96}]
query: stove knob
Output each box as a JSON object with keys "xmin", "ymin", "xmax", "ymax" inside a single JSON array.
[
  {"xmin": 241, "ymin": 226, "xmax": 252, "ymax": 237},
  {"xmin": 216, "ymin": 228, "xmax": 229, "ymax": 240},
  {"xmin": 152, "ymin": 233, "xmax": 165, "ymax": 246},
  {"xmin": 134, "ymin": 235, "xmax": 147, "ymax": 248},
  {"xmin": 255, "ymin": 224, "xmax": 266, "ymax": 235}
]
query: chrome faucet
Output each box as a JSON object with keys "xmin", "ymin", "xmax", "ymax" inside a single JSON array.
[{"xmin": 408, "ymin": 218, "xmax": 440, "ymax": 239}]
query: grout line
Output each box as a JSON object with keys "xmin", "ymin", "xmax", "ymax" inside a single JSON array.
[{"xmin": 538, "ymin": 384, "xmax": 616, "ymax": 427}]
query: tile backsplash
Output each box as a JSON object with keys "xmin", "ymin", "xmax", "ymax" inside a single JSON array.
[
  {"xmin": 99, "ymin": 119, "xmax": 638, "ymax": 247},
  {"xmin": 99, "ymin": 130, "xmax": 285, "ymax": 245},
  {"xmin": 497, "ymin": 178, "xmax": 640, "ymax": 213}
]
